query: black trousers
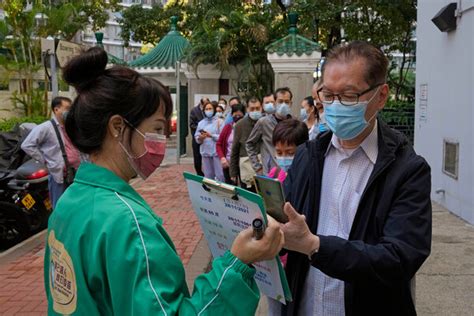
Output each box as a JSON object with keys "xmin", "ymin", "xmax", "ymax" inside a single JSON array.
[{"xmin": 192, "ymin": 137, "xmax": 204, "ymax": 176}]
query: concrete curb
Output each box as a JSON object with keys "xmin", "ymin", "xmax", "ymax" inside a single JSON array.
[{"xmin": 0, "ymin": 230, "xmax": 46, "ymax": 265}]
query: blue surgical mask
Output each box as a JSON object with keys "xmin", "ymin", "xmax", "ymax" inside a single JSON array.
[
  {"xmin": 323, "ymin": 89, "xmax": 379, "ymax": 140},
  {"xmin": 318, "ymin": 112, "xmax": 329, "ymax": 133},
  {"xmin": 300, "ymin": 108, "xmax": 308, "ymax": 121},
  {"xmin": 276, "ymin": 156, "xmax": 294, "ymax": 172},
  {"xmin": 205, "ymin": 110, "xmax": 214, "ymax": 118},
  {"xmin": 276, "ymin": 103, "xmax": 291, "ymax": 117},
  {"xmin": 216, "ymin": 112, "xmax": 224, "ymax": 118},
  {"xmin": 264, "ymin": 102, "xmax": 275, "ymax": 114},
  {"xmin": 249, "ymin": 111, "xmax": 263, "ymax": 121}
]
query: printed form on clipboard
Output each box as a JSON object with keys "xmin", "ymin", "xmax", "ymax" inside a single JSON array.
[{"xmin": 183, "ymin": 172, "xmax": 292, "ymax": 304}]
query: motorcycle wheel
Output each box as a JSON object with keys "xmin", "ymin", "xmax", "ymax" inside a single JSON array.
[{"xmin": 0, "ymin": 202, "xmax": 31, "ymax": 250}]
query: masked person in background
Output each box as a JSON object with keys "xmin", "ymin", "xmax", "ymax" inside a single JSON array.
[
  {"xmin": 262, "ymin": 93, "xmax": 276, "ymax": 115},
  {"xmin": 216, "ymin": 103, "xmax": 246, "ymax": 184},
  {"xmin": 189, "ymin": 97, "xmax": 209, "ymax": 176},
  {"xmin": 229, "ymin": 97, "xmax": 263, "ymax": 191},
  {"xmin": 22, "ymin": 96, "xmax": 80, "ymax": 208},
  {"xmin": 267, "ymin": 119, "xmax": 308, "ymax": 183},
  {"xmin": 45, "ymin": 47, "xmax": 285, "ymax": 316},
  {"xmin": 215, "ymin": 102, "xmax": 225, "ymax": 119},
  {"xmin": 195, "ymin": 101, "xmax": 225, "ymax": 182},
  {"xmin": 300, "ymin": 96, "xmax": 320, "ymax": 141},
  {"xmin": 312, "ymin": 81, "xmax": 330, "ymax": 136},
  {"xmin": 276, "ymin": 41, "xmax": 432, "ymax": 316},
  {"xmin": 246, "ymin": 87, "xmax": 293, "ymax": 175}
]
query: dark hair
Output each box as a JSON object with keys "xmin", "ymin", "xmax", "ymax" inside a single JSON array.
[
  {"xmin": 229, "ymin": 96, "xmax": 241, "ymax": 104},
  {"xmin": 323, "ymin": 41, "xmax": 389, "ymax": 86},
  {"xmin": 231, "ymin": 103, "xmax": 246, "ymax": 115},
  {"xmin": 218, "ymin": 98, "xmax": 227, "ymax": 104},
  {"xmin": 246, "ymin": 96, "xmax": 261, "ymax": 105},
  {"xmin": 272, "ymin": 119, "xmax": 308, "ymax": 146},
  {"xmin": 263, "ymin": 93, "xmax": 274, "ymax": 99},
  {"xmin": 62, "ymin": 47, "xmax": 172, "ymax": 154},
  {"xmin": 200, "ymin": 97, "xmax": 210, "ymax": 106},
  {"xmin": 51, "ymin": 96, "xmax": 72, "ymax": 111},
  {"xmin": 203, "ymin": 101, "xmax": 217, "ymax": 115},
  {"xmin": 274, "ymin": 87, "xmax": 293, "ymax": 101},
  {"xmin": 303, "ymin": 96, "xmax": 314, "ymax": 107}
]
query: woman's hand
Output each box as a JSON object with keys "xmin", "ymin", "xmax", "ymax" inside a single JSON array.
[
  {"xmin": 220, "ymin": 157, "xmax": 229, "ymax": 168},
  {"xmin": 231, "ymin": 216, "xmax": 284, "ymax": 264},
  {"xmin": 280, "ymin": 202, "xmax": 319, "ymax": 257}
]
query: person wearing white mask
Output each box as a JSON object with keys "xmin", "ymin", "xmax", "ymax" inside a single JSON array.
[
  {"xmin": 195, "ymin": 101, "xmax": 224, "ymax": 181},
  {"xmin": 246, "ymin": 87, "xmax": 293, "ymax": 174},
  {"xmin": 215, "ymin": 103, "xmax": 225, "ymax": 119}
]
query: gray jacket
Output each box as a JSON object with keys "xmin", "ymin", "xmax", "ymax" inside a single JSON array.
[{"xmin": 245, "ymin": 114, "xmax": 279, "ymax": 174}]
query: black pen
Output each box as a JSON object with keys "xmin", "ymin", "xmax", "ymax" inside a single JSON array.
[{"xmin": 252, "ymin": 218, "xmax": 266, "ymax": 240}]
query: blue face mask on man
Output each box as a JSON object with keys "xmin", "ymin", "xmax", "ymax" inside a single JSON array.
[
  {"xmin": 276, "ymin": 103, "xmax": 291, "ymax": 117},
  {"xmin": 264, "ymin": 103, "xmax": 276, "ymax": 114},
  {"xmin": 249, "ymin": 111, "xmax": 262, "ymax": 121},
  {"xmin": 323, "ymin": 88, "xmax": 379, "ymax": 140}
]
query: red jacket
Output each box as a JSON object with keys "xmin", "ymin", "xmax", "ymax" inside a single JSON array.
[{"xmin": 216, "ymin": 123, "xmax": 233, "ymax": 160}]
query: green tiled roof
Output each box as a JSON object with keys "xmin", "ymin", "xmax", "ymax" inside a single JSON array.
[
  {"xmin": 129, "ymin": 16, "xmax": 190, "ymax": 69},
  {"xmin": 266, "ymin": 12, "xmax": 320, "ymax": 57},
  {"xmin": 94, "ymin": 32, "xmax": 127, "ymax": 65}
]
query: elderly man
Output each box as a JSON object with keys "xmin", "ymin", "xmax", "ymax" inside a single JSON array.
[{"xmin": 278, "ymin": 41, "xmax": 432, "ymax": 315}]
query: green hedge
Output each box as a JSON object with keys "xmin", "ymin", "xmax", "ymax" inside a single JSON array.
[{"xmin": 0, "ymin": 116, "xmax": 49, "ymax": 132}]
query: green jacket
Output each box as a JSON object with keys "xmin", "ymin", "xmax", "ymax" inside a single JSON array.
[{"xmin": 44, "ymin": 163, "xmax": 259, "ymax": 315}]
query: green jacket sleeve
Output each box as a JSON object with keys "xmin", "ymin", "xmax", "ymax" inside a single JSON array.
[{"xmin": 104, "ymin": 197, "xmax": 260, "ymax": 316}]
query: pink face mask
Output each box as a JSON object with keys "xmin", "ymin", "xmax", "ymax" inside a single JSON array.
[{"xmin": 120, "ymin": 128, "xmax": 167, "ymax": 180}]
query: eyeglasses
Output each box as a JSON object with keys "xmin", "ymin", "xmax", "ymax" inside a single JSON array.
[{"xmin": 317, "ymin": 83, "xmax": 384, "ymax": 106}]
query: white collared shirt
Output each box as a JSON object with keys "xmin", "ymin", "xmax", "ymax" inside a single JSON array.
[{"xmin": 299, "ymin": 122, "xmax": 379, "ymax": 316}]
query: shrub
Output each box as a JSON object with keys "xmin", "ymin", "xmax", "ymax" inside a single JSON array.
[{"xmin": 0, "ymin": 116, "xmax": 49, "ymax": 131}]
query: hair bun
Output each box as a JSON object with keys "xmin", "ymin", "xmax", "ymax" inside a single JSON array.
[{"xmin": 63, "ymin": 47, "xmax": 108, "ymax": 92}]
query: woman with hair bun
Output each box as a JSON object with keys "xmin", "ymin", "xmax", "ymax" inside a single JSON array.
[{"xmin": 44, "ymin": 47, "xmax": 284, "ymax": 315}]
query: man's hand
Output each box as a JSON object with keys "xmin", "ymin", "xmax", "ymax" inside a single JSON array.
[{"xmin": 280, "ymin": 202, "xmax": 319, "ymax": 257}]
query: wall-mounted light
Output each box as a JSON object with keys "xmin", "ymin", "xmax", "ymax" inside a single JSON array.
[{"xmin": 431, "ymin": 2, "xmax": 457, "ymax": 32}]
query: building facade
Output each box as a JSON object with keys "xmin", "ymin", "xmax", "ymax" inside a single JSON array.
[{"xmin": 416, "ymin": 0, "xmax": 474, "ymax": 224}]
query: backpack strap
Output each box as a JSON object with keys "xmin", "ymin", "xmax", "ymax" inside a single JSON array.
[{"xmin": 50, "ymin": 119, "xmax": 70, "ymax": 169}]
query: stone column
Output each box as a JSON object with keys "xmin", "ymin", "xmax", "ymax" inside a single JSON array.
[
  {"xmin": 267, "ymin": 51, "xmax": 321, "ymax": 117},
  {"xmin": 266, "ymin": 12, "xmax": 322, "ymax": 117}
]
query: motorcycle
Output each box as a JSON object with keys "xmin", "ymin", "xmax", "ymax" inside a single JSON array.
[{"xmin": 0, "ymin": 123, "xmax": 52, "ymax": 250}]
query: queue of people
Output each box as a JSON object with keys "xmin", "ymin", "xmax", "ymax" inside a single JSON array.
[{"xmin": 44, "ymin": 40, "xmax": 431, "ymax": 316}]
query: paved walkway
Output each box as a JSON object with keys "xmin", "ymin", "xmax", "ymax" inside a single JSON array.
[
  {"xmin": 0, "ymin": 163, "xmax": 208, "ymax": 315},
  {"xmin": 1, "ymin": 159, "xmax": 473, "ymax": 315}
]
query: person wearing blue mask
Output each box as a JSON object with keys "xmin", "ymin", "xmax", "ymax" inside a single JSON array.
[
  {"xmin": 246, "ymin": 87, "xmax": 293, "ymax": 175},
  {"xmin": 276, "ymin": 41, "xmax": 432, "ymax": 316},
  {"xmin": 262, "ymin": 93, "xmax": 276, "ymax": 115},
  {"xmin": 195, "ymin": 101, "xmax": 225, "ymax": 181},
  {"xmin": 268, "ymin": 119, "xmax": 308, "ymax": 182},
  {"xmin": 229, "ymin": 97, "xmax": 263, "ymax": 191},
  {"xmin": 216, "ymin": 103, "xmax": 246, "ymax": 184},
  {"xmin": 224, "ymin": 96, "xmax": 241, "ymax": 125},
  {"xmin": 300, "ymin": 95, "xmax": 320, "ymax": 141}
]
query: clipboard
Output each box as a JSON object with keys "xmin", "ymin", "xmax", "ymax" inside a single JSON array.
[{"xmin": 183, "ymin": 172, "xmax": 292, "ymax": 304}]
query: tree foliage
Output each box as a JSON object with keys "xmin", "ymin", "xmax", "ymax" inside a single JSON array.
[
  {"xmin": 0, "ymin": 0, "xmax": 119, "ymax": 116},
  {"xmin": 119, "ymin": 0, "xmax": 416, "ymax": 100}
]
